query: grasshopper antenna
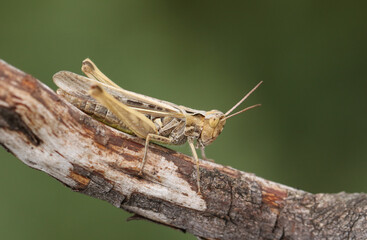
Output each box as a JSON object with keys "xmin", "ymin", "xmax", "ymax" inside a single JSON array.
[
  {"xmin": 223, "ymin": 81, "xmax": 262, "ymax": 120},
  {"xmin": 223, "ymin": 104, "xmax": 261, "ymax": 120}
]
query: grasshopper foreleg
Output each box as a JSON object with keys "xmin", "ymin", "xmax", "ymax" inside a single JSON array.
[{"xmin": 200, "ymin": 147, "xmax": 214, "ymax": 162}]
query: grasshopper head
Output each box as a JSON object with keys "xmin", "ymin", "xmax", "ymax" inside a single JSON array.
[
  {"xmin": 199, "ymin": 110, "xmax": 226, "ymax": 146},
  {"xmin": 199, "ymin": 81, "xmax": 263, "ymax": 147}
]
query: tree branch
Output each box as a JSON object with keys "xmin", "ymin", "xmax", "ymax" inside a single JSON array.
[{"xmin": 0, "ymin": 59, "xmax": 366, "ymax": 240}]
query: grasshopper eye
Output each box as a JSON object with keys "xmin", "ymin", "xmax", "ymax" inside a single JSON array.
[{"xmin": 209, "ymin": 118, "xmax": 219, "ymax": 128}]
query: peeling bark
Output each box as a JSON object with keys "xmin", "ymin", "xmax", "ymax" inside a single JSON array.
[{"xmin": 0, "ymin": 59, "xmax": 366, "ymax": 240}]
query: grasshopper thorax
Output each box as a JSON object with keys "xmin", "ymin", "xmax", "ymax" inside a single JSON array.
[{"xmin": 199, "ymin": 110, "xmax": 226, "ymax": 147}]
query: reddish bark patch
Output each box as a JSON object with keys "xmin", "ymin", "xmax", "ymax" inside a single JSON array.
[
  {"xmin": 106, "ymin": 160, "xmax": 140, "ymax": 176},
  {"xmin": 220, "ymin": 166, "xmax": 241, "ymax": 179},
  {"xmin": 21, "ymin": 75, "xmax": 38, "ymax": 92},
  {"xmin": 106, "ymin": 134, "xmax": 124, "ymax": 148},
  {"xmin": 20, "ymin": 73, "xmax": 63, "ymax": 106},
  {"xmin": 119, "ymin": 151, "xmax": 137, "ymax": 162},
  {"xmin": 262, "ymin": 185, "xmax": 287, "ymax": 211},
  {"xmin": 69, "ymin": 171, "xmax": 90, "ymax": 189},
  {"xmin": 20, "ymin": 75, "xmax": 52, "ymax": 109},
  {"xmin": 121, "ymin": 139, "xmax": 142, "ymax": 152}
]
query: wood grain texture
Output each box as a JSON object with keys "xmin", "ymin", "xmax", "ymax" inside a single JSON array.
[{"xmin": 0, "ymin": 59, "xmax": 366, "ymax": 240}]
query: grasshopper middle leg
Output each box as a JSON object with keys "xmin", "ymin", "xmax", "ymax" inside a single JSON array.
[
  {"xmin": 140, "ymin": 133, "xmax": 173, "ymax": 175},
  {"xmin": 188, "ymin": 138, "xmax": 201, "ymax": 194}
]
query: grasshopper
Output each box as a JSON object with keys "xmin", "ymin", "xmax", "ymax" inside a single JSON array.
[{"xmin": 53, "ymin": 59, "xmax": 261, "ymax": 193}]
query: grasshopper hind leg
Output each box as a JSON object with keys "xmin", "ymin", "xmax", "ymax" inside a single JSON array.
[{"xmin": 81, "ymin": 58, "xmax": 122, "ymax": 89}]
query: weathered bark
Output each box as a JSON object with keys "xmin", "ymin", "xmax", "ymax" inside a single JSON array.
[{"xmin": 0, "ymin": 59, "xmax": 366, "ymax": 240}]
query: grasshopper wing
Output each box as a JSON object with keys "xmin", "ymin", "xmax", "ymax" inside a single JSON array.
[{"xmin": 53, "ymin": 71, "xmax": 185, "ymax": 118}]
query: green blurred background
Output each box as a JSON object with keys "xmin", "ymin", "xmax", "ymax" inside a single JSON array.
[{"xmin": 0, "ymin": 1, "xmax": 366, "ymax": 239}]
